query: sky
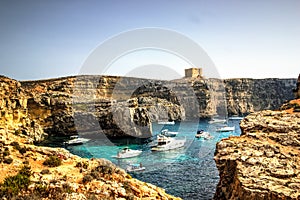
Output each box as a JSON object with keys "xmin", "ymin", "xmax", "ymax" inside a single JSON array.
[{"xmin": 0, "ymin": 0, "xmax": 299, "ymax": 80}]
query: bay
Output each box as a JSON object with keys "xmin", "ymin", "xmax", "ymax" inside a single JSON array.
[{"xmin": 40, "ymin": 119, "xmax": 242, "ymax": 200}]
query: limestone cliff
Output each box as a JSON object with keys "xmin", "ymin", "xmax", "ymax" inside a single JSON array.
[
  {"xmin": 214, "ymin": 99, "xmax": 300, "ymax": 199},
  {"xmin": 293, "ymin": 74, "xmax": 300, "ymax": 99},
  {"xmin": 225, "ymin": 78, "xmax": 296, "ymax": 116},
  {"xmin": 21, "ymin": 76, "xmax": 184, "ymax": 138},
  {"xmin": 0, "ymin": 75, "xmax": 295, "ymax": 138},
  {"xmin": 20, "ymin": 75, "xmax": 296, "ymax": 137},
  {"xmin": 0, "ymin": 76, "xmax": 45, "ymax": 142}
]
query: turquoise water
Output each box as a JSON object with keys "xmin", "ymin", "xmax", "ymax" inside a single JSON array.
[{"xmin": 41, "ymin": 119, "xmax": 242, "ymax": 200}]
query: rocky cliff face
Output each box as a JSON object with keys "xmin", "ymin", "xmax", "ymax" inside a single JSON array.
[
  {"xmin": 214, "ymin": 99, "xmax": 300, "ymax": 199},
  {"xmin": 293, "ymin": 74, "xmax": 300, "ymax": 99},
  {"xmin": 20, "ymin": 75, "xmax": 296, "ymax": 137},
  {"xmin": 0, "ymin": 75, "xmax": 296, "ymax": 138},
  {"xmin": 225, "ymin": 78, "xmax": 296, "ymax": 116},
  {"xmin": 21, "ymin": 76, "xmax": 184, "ymax": 138},
  {"xmin": 0, "ymin": 76, "xmax": 45, "ymax": 142}
]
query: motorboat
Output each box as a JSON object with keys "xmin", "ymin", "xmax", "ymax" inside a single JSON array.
[
  {"xmin": 151, "ymin": 135, "xmax": 185, "ymax": 151},
  {"xmin": 160, "ymin": 129, "xmax": 178, "ymax": 137},
  {"xmin": 195, "ymin": 130, "xmax": 213, "ymax": 140},
  {"xmin": 228, "ymin": 116, "xmax": 244, "ymax": 120},
  {"xmin": 112, "ymin": 147, "xmax": 142, "ymax": 159},
  {"xmin": 216, "ymin": 126, "xmax": 235, "ymax": 132},
  {"xmin": 126, "ymin": 163, "xmax": 145, "ymax": 172},
  {"xmin": 158, "ymin": 121, "xmax": 175, "ymax": 125},
  {"xmin": 208, "ymin": 118, "xmax": 227, "ymax": 124},
  {"xmin": 64, "ymin": 135, "xmax": 90, "ymax": 145}
]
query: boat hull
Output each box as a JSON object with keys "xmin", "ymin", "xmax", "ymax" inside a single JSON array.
[
  {"xmin": 112, "ymin": 150, "xmax": 142, "ymax": 159},
  {"xmin": 151, "ymin": 139, "xmax": 185, "ymax": 151}
]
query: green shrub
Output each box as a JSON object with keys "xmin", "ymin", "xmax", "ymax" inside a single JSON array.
[
  {"xmin": 14, "ymin": 130, "xmax": 22, "ymax": 136},
  {"xmin": 3, "ymin": 157, "xmax": 13, "ymax": 164},
  {"xmin": 3, "ymin": 150, "xmax": 10, "ymax": 157},
  {"xmin": 10, "ymin": 142, "xmax": 27, "ymax": 155},
  {"xmin": 43, "ymin": 155, "xmax": 62, "ymax": 167},
  {"xmin": 62, "ymin": 183, "xmax": 73, "ymax": 193},
  {"xmin": 83, "ymin": 162, "xmax": 89, "ymax": 169},
  {"xmin": 23, "ymin": 160, "xmax": 29, "ymax": 165},
  {"xmin": 75, "ymin": 161, "xmax": 89, "ymax": 169},
  {"xmin": 75, "ymin": 162, "xmax": 82, "ymax": 168},
  {"xmin": 0, "ymin": 165, "xmax": 31, "ymax": 198},
  {"xmin": 10, "ymin": 141, "xmax": 20, "ymax": 147},
  {"xmin": 40, "ymin": 169, "xmax": 50, "ymax": 175},
  {"xmin": 82, "ymin": 174, "xmax": 94, "ymax": 184},
  {"xmin": 18, "ymin": 147, "xmax": 27, "ymax": 155},
  {"xmin": 123, "ymin": 181, "xmax": 132, "ymax": 193}
]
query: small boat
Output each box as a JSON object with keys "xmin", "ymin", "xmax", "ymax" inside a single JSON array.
[
  {"xmin": 216, "ymin": 126, "xmax": 235, "ymax": 132},
  {"xmin": 158, "ymin": 121, "xmax": 175, "ymax": 125},
  {"xmin": 195, "ymin": 130, "xmax": 213, "ymax": 140},
  {"xmin": 160, "ymin": 129, "xmax": 178, "ymax": 137},
  {"xmin": 64, "ymin": 135, "xmax": 90, "ymax": 145},
  {"xmin": 126, "ymin": 163, "xmax": 145, "ymax": 172},
  {"xmin": 208, "ymin": 118, "xmax": 227, "ymax": 124},
  {"xmin": 151, "ymin": 135, "xmax": 185, "ymax": 151},
  {"xmin": 228, "ymin": 116, "xmax": 244, "ymax": 120},
  {"xmin": 112, "ymin": 147, "xmax": 142, "ymax": 159}
]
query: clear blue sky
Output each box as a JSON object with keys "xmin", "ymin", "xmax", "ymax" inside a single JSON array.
[{"xmin": 0, "ymin": 0, "xmax": 299, "ymax": 80}]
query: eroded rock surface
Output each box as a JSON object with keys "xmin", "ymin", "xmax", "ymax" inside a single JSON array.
[
  {"xmin": 0, "ymin": 75, "xmax": 296, "ymax": 139},
  {"xmin": 214, "ymin": 101, "xmax": 300, "ymax": 200}
]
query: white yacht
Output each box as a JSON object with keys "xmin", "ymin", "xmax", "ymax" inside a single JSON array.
[
  {"xmin": 64, "ymin": 135, "xmax": 90, "ymax": 145},
  {"xmin": 126, "ymin": 163, "xmax": 145, "ymax": 172},
  {"xmin": 208, "ymin": 118, "xmax": 227, "ymax": 124},
  {"xmin": 151, "ymin": 135, "xmax": 185, "ymax": 151},
  {"xmin": 158, "ymin": 121, "xmax": 175, "ymax": 125},
  {"xmin": 112, "ymin": 147, "xmax": 142, "ymax": 159},
  {"xmin": 160, "ymin": 129, "xmax": 178, "ymax": 137},
  {"xmin": 195, "ymin": 130, "xmax": 213, "ymax": 140},
  {"xmin": 216, "ymin": 126, "xmax": 235, "ymax": 132},
  {"xmin": 228, "ymin": 116, "xmax": 244, "ymax": 120}
]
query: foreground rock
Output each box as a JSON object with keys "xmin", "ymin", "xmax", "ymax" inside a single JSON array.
[{"xmin": 214, "ymin": 100, "xmax": 300, "ymax": 199}]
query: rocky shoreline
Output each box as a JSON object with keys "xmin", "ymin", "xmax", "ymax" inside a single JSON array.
[{"xmin": 213, "ymin": 76, "xmax": 300, "ymax": 200}]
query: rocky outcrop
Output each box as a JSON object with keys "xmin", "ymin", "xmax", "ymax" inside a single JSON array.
[
  {"xmin": 225, "ymin": 78, "xmax": 296, "ymax": 116},
  {"xmin": 214, "ymin": 100, "xmax": 300, "ymax": 199},
  {"xmin": 293, "ymin": 74, "xmax": 300, "ymax": 99},
  {"xmin": 0, "ymin": 76, "xmax": 45, "ymax": 142}
]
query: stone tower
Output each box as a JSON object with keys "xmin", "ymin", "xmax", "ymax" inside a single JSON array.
[{"xmin": 184, "ymin": 68, "xmax": 203, "ymax": 78}]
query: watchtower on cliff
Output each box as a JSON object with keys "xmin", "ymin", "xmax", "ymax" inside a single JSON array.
[{"xmin": 185, "ymin": 68, "xmax": 203, "ymax": 78}]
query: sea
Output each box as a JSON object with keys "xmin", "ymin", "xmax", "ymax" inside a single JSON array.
[{"xmin": 39, "ymin": 119, "xmax": 242, "ymax": 200}]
